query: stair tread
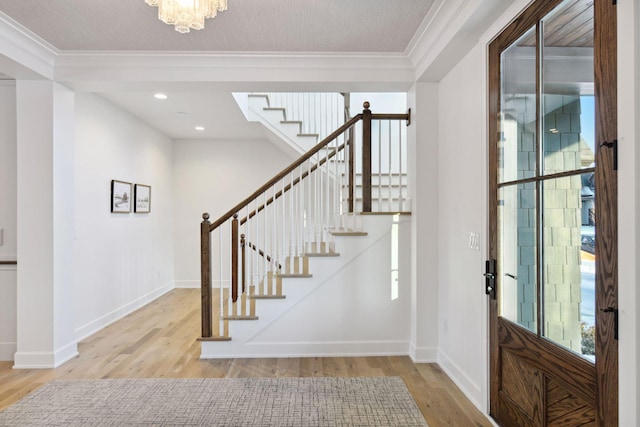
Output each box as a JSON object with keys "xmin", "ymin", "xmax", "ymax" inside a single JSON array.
[
  {"xmin": 344, "ymin": 184, "xmax": 406, "ymax": 188},
  {"xmin": 343, "ymin": 172, "xmax": 408, "ymax": 176},
  {"xmin": 250, "ymin": 295, "xmax": 287, "ymax": 300},
  {"xmin": 222, "ymin": 315, "xmax": 259, "ymax": 321},
  {"xmin": 305, "ymin": 252, "xmax": 340, "ymax": 257},
  {"xmin": 357, "ymin": 211, "xmax": 412, "ymax": 215},
  {"xmin": 330, "ymin": 230, "xmax": 368, "ymax": 236},
  {"xmin": 280, "ymin": 273, "xmax": 313, "ymax": 278},
  {"xmin": 198, "ymin": 336, "xmax": 232, "ymax": 342},
  {"xmin": 280, "ymin": 120, "xmax": 302, "ymax": 124},
  {"xmin": 297, "ymin": 133, "xmax": 319, "ymax": 137}
]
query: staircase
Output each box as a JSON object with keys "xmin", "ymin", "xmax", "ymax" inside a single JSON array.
[{"xmin": 199, "ymin": 100, "xmax": 412, "ymax": 358}]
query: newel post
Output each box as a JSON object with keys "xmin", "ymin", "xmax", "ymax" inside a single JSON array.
[
  {"xmin": 200, "ymin": 212, "xmax": 212, "ymax": 338},
  {"xmin": 362, "ymin": 101, "xmax": 372, "ymax": 212},
  {"xmin": 231, "ymin": 214, "xmax": 239, "ymax": 303},
  {"xmin": 240, "ymin": 234, "xmax": 246, "ymax": 294}
]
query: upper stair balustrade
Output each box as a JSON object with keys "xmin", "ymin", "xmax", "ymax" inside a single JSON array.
[
  {"xmin": 257, "ymin": 92, "xmax": 347, "ymax": 139},
  {"xmin": 200, "ymin": 103, "xmax": 411, "ymax": 341},
  {"xmin": 246, "ymin": 93, "xmax": 348, "ymax": 154}
]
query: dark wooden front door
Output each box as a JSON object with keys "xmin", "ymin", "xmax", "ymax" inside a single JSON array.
[{"xmin": 488, "ymin": 0, "xmax": 617, "ymax": 425}]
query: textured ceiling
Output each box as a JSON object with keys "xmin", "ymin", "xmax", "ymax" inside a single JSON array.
[{"xmin": 0, "ymin": 0, "xmax": 434, "ymax": 53}]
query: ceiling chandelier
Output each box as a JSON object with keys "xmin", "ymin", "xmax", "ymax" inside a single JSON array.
[{"xmin": 145, "ymin": 0, "xmax": 228, "ymax": 33}]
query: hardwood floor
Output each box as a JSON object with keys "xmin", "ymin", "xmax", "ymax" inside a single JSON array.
[{"xmin": 0, "ymin": 289, "xmax": 492, "ymax": 426}]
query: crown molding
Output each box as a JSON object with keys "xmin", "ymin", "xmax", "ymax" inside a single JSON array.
[
  {"xmin": 0, "ymin": 12, "xmax": 56, "ymax": 80},
  {"xmin": 53, "ymin": 51, "xmax": 416, "ymax": 91},
  {"xmin": 407, "ymin": 0, "xmax": 515, "ymax": 82}
]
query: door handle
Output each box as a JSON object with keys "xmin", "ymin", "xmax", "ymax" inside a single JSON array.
[
  {"xmin": 505, "ymin": 273, "xmax": 517, "ymax": 280},
  {"xmin": 484, "ymin": 260, "xmax": 496, "ymax": 299},
  {"xmin": 601, "ymin": 307, "xmax": 618, "ymax": 340}
]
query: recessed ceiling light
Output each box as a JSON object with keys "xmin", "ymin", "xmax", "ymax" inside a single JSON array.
[
  {"xmin": 195, "ymin": 126, "xmax": 205, "ymax": 131},
  {"xmin": 154, "ymin": 93, "xmax": 168, "ymax": 100}
]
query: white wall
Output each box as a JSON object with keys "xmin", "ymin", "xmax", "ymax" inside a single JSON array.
[
  {"xmin": 172, "ymin": 138, "xmax": 297, "ymax": 286},
  {"xmin": 0, "ymin": 81, "xmax": 16, "ymax": 360},
  {"xmin": 73, "ymin": 93, "xmax": 175, "ymax": 341},
  {"xmin": 436, "ymin": 45, "xmax": 487, "ymax": 406}
]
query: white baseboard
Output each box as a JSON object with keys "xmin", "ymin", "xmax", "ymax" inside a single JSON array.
[
  {"xmin": 201, "ymin": 340, "xmax": 410, "ymax": 359},
  {"xmin": 409, "ymin": 343, "xmax": 437, "ymax": 362},
  {"xmin": 174, "ymin": 280, "xmax": 200, "ymax": 289},
  {"xmin": 75, "ymin": 283, "xmax": 174, "ymax": 342},
  {"xmin": 437, "ymin": 349, "xmax": 485, "ymax": 415},
  {"xmin": 13, "ymin": 340, "xmax": 78, "ymax": 369},
  {"xmin": 0, "ymin": 342, "xmax": 16, "ymax": 361}
]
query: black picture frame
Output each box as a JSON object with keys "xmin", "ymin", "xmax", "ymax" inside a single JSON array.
[
  {"xmin": 134, "ymin": 184, "xmax": 151, "ymax": 213},
  {"xmin": 111, "ymin": 180, "xmax": 132, "ymax": 213}
]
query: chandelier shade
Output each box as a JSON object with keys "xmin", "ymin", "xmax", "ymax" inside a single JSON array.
[{"xmin": 145, "ymin": 0, "xmax": 228, "ymax": 33}]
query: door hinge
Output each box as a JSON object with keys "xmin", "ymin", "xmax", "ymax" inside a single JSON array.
[
  {"xmin": 600, "ymin": 139, "xmax": 618, "ymax": 170},
  {"xmin": 601, "ymin": 307, "xmax": 619, "ymax": 340},
  {"xmin": 484, "ymin": 259, "xmax": 497, "ymax": 300}
]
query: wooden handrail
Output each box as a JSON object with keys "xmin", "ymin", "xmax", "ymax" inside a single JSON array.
[
  {"xmin": 208, "ymin": 114, "xmax": 362, "ymax": 232},
  {"xmin": 239, "ymin": 139, "xmax": 348, "ymax": 226},
  {"xmin": 371, "ymin": 112, "xmax": 411, "ymax": 122},
  {"xmin": 0, "ymin": 260, "xmax": 17, "ymax": 265}
]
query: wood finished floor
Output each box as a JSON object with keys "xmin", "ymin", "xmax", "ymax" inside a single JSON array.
[{"xmin": 0, "ymin": 289, "xmax": 492, "ymax": 426}]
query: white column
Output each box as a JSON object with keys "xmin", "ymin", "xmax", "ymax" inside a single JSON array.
[
  {"xmin": 0, "ymin": 81, "xmax": 17, "ymax": 362},
  {"xmin": 14, "ymin": 80, "xmax": 76, "ymax": 368},
  {"xmin": 407, "ymin": 82, "xmax": 439, "ymax": 363}
]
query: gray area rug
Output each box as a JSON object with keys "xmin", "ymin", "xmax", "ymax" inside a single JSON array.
[{"xmin": 0, "ymin": 377, "xmax": 427, "ymax": 426}]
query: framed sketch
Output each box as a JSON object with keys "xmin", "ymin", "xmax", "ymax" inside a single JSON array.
[
  {"xmin": 111, "ymin": 180, "xmax": 132, "ymax": 213},
  {"xmin": 134, "ymin": 184, "xmax": 151, "ymax": 213}
]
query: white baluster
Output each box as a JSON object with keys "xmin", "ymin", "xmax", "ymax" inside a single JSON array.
[
  {"xmin": 254, "ymin": 198, "xmax": 259, "ymax": 290},
  {"xmin": 378, "ymin": 120, "xmax": 383, "ymax": 211},
  {"xmin": 281, "ymin": 178, "xmax": 286, "ymax": 272},
  {"xmin": 262, "ymin": 194, "xmax": 267, "ymax": 294},
  {"xmin": 398, "ymin": 121, "xmax": 403, "ymax": 212},
  {"xmin": 218, "ymin": 226, "xmax": 223, "ymax": 331},
  {"xmin": 334, "ymin": 137, "xmax": 339, "ymax": 230},
  {"xmin": 388, "ymin": 120, "xmax": 392, "ymax": 212}
]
